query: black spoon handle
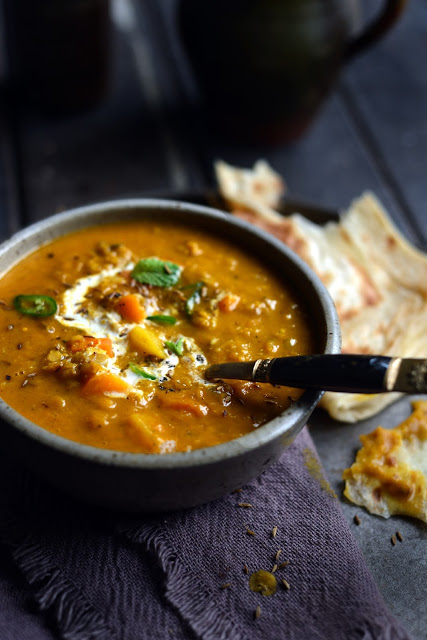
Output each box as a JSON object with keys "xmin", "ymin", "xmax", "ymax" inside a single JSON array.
[{"xmin": 205, "ymin": 355, "xmax": 427, "ymax": 394}]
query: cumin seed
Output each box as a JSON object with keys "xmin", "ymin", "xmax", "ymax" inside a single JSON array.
[
  {"xmin": 271, "ymin": 564, "xmax": 278, "ymax": 573},
  {"xmin": 238, "ymin": 502, "xmax": 253, "ymax": 508},
  {"xmin": 278, "ymin": 561, "xmax": 290, "ymax": 569},
  {"xmin": 232, "ymin": 488, "xmax": 242, "ymax": 494},
  {"xmin": 281, "ymin": 579, "xmax": 291, "ymax": 590},
  {"xmin": 353, "ymin": 515, "xmax": 361, "ymax": 525},
  {"xmin": 391, "ymin": 534, "xmax": 397, "ymax": 546},
  {"xmin": 272, "ymin": 526, "xmax": 278, "ymax": 538},
  {"xmin": 396, "ymin": 530, "xmax": 403, "ymax": 542},
  {"xmin": 275, "ymin": 549, "xmax": 282, "ymax": 562},
  {"xmin": 255, "ymin": 605, "xmax": 261, "ymax": 619},
  {"xmin": 246, "ymin": 528, "xmax": 256, "ymax": 536},
  {"xmin": 243, "ymin": 564, "xmax": 249, "ymax": 574},
  {"xmin": 220, "ymin": 583, "xmax": 231, "ymax": 590}
]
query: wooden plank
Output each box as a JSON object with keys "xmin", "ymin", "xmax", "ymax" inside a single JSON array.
[
  {"xmin": 131, "ymin": 0, "xmax": 208, "ymax": 192},
  {"xmin": 0, "ymin": 98, "xmax": 24, "ymax": 242},
  {"xmin": 0, "ymin": 2, "xmax": 24, "ymax": 241},
  {"xmin": 341, "ymin": 0, "xmax": 427, "ymax": 245},
  {"xmin": 14, "ymin": 1, "xmax": 196, "ymax": 226},
  {"xmin": 153, "ymin": 0, "xmax": 422, "ymax": 245},
  {"xmin": 185, "ymin": 88, "xmax": 423, "ymax": 241}
]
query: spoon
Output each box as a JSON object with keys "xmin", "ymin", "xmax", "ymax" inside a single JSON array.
[{"xmin": 205, "ymin": 354, "xmax": 427, "ymax": 394}]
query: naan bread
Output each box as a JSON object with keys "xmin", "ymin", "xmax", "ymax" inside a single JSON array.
[
  {"xmin": 215, "ymin": 159, "xmax": 285, "ymax": 223},
  {"xmin": 343, "ymin": 400, "xmax": 427, "ymax": 522},
  {"xmin": 215, "ymin": 160, "xmax": 427, "ymax": 422}
]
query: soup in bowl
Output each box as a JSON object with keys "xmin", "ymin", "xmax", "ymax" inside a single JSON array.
[{"xmin": 0, "ymin": 200, "xmax": 340, "ymax": 511}]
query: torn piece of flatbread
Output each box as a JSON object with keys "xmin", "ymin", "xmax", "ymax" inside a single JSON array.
[
  {"xmin": 216, "ymin": 160, "xmax": 427, "ymax": 422},
  {"xmin": 214, "ymin": 159, "xmax": 285, "ymax": 223},
  {"xmin": 343, "ymin": 400, "xmax": 427, "ymax": 522}
]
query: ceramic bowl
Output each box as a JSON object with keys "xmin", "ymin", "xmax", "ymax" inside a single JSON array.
[{"xmin": 0, "ymin": 199, "xmax": 341, "ymax": 511}]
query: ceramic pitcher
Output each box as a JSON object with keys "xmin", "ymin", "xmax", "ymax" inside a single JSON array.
[{"xmin": 177, "ymin": 0, "xmax": 407, "ymax": 142}]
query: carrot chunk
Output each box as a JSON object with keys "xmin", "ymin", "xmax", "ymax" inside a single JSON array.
[
  {"xmin": 116, "ymin": 294, "xmax": 146, "ymax": 323},
  {"xmin": 218, "ymin": 293, "xmax": 240, "ymax": 312},
  {"xmin": 68, "ymin": 336, "xmax": 114, "ymax": 358},
  {"xmin": 82, "ymin": 373, "xmax": 131, "ymax": 396},
  {"xmin": 95, "ymin": 338, "xmax": 114, "ymax": 358},
  {"xmin": 159, "ymin": 391, "xmax": 208, "ymax": 417}
]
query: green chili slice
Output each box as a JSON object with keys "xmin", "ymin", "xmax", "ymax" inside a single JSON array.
[
  {"xmin": 13, "ymin": 294, "xmax": 57, "ymax": 317},
  {"xmin": 146, "ymin": 314, "xmax": 177, "ymax": 325},
  {"xmin": 165, "ymin": 337, "xmax": 184, "ymax": 357},
  {"xmin": 128, "ymin": 363, "xmax": 157, "ymax": 380}
]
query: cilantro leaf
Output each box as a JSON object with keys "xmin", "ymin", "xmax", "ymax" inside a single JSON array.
[
  {"xmin": 184, "ymin": 281, "xmax": 204, "ymax": 316},
  {"xmin": 131, "ymin": 258, "xmax": 181, "ymax": 287}
]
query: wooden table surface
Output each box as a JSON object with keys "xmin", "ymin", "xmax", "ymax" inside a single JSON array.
[{"xmin": 0, "ymin": 1, "xmax": 426, "ymax": 638}]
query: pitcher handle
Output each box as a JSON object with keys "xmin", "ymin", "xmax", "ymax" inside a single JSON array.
[{"xmin": 345, "ymin": 0, "xmax": 407, "ymax": 60}]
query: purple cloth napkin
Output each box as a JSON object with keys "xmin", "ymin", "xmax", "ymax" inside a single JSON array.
[{"xmin": 0, "ymin": 427, "xmax": 412, "ymax": 640}]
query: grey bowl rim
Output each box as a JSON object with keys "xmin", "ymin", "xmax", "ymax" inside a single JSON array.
[{"xmin": 0, "ymin": 197, "xmax": 341, "ymax": 470}]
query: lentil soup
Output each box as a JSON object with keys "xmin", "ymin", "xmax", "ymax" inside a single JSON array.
[{"xmin": 0, "ymin": 220, "xmax": 315, "ymax": 453}]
